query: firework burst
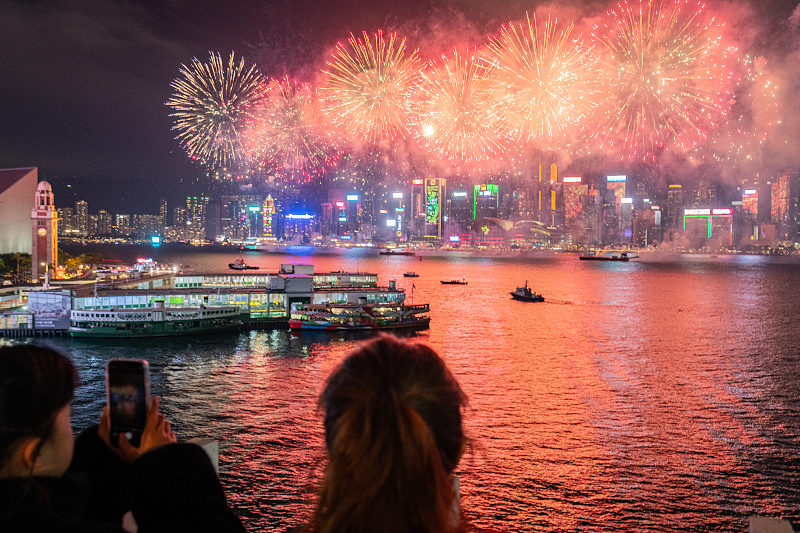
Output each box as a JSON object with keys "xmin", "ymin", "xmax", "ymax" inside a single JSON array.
[
  {"xmin": 593, "ymin": 0, "xmax": 735, "ymax": 160},
  {"xmin": 321, "ymin": 30, "xmax": 422, "ymax": 143},
  {"xmin": 486, "ymin": 14, "xmax": 599, "ymax": 143},
  {"xmin": 166, "ymin": 51, "xmax": 265, "ymax": 169},
  {"xmin": 245, "ymin": 77, "xmax": 335, "ymax": 183},
  {"xmin": 412, "ymin": 50, "xmax": 501, "ymax": 162}
]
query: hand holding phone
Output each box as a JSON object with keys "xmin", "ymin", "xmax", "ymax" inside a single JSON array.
[{"xmin": 106, "ymin": 359, "xmax": 150, "ymax": 448}]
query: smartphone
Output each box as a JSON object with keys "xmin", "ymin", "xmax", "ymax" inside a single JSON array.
[{"xmin": 105, "ymin": 358, "xmax": 150, "ymax": 448}]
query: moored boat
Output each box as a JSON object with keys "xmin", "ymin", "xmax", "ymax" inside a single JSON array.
[
  {"xmin": 69, "ymin": 305, "xmax": 243, "ymax": 338},
  {"xmin": 289, "ymin": 302, "xmax": 430, "ymax": 331},
  {"xmin": 510, "ymin": 281, "xmax": 544, "ymax": 302}
]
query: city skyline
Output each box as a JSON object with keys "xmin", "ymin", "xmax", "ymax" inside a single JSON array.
[{"xmin": 2, "ymin": 0, "xmax": 800, "ymax": 214}]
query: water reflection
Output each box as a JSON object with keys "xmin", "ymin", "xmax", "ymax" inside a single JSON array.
[{"xmin": 23, "ymin": 253, "xmax": 800, "ymax": 532}]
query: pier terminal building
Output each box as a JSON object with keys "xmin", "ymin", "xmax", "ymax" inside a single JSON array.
[{"xmin": 0, "ymin": 264, "xmax": 408, "ymax": 336}]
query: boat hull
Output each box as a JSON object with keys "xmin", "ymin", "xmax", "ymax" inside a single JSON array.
[
  {"xmin": 69, "ymin": 322, "xmax": 242, "ymax": 338},
  {"xmin": 69, "ymin": 306, "xmax": 244, "ymax": 338},
  {"xmin": 510, "ymin": 292, "xmax": 544, "ymax": 302},
  {"xmin": 289, "ymin": 317, "xmax": 430, "ymax": 331}
]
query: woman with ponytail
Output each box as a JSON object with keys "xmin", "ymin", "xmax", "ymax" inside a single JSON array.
[{"xmin": 305, "ymin": 334, "xmax": 471, "ymax": 533}]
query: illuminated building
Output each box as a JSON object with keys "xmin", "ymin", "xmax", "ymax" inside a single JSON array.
[
  {"xmin": 88, "ymin": 214, "xmax": 98, "ymax": 237},
  {"xmin": 346, "ymin": 193, "xmax": 360, "ymax": 232},
  {"xmin": 115, "ymin": 214, "xmax": 131, "ymax": 237},
  {"xmin": 284, "ymin": 213, "xmax": 315, "ymax": 244},
  {"xmin": 57, "ymin": 207, "xmax": 74, "ymax": 235},
  {"xmin": 511, "ymin": 186, "xmax": 533, "ymax": 220},
  {"xmin": 98, "ymin": 209, "xmax": 112, "ymax": 236},
  {"xmin": 425, "ymin": 178, "xmax": 445, "ymax": 239},
  {"xmin": 360, "ymin": 191, "xmax": 374, "ymax": 226},
  {"xmin": 185, "ymin": 196, "xmax": 208, "ymax": 242},
  {"xmin": 329, "ymin": 189, "xmax": 347, "ymax": 236},
  {"xmin": 450, "ymin": 187, "xmax": 472, "ymax": 229},
  {"xmin": 263, "ymin": 195, "xmax": 276, "ymax": 238},
  {"xmin": 563, "ymin": 177, "xmax": 587, "ymax": 230},
  {"xmin": 75, "ymin": 200, "xmax": 88, "ymax": 236},
  {"xmin": 159, "ymin": 197, "xmax": 168, "ymax": 231},
  {"xmin": 634, "ymin": 203, "xmax": 661, "ymax": 246},
  {"xmin": 388, "ymin": 191, "xmax": 406, "ymax": 242},
  {"xmin": 31, "ymin": 180, "xmax": 58, "ymax": 282},
  {"xmin": 320, "ymin": 203, "xmax": 333, "ymax": 237},
  {"xmin": 770, "ymin": 169, "xmax": 799, "ymax": 240},
  {"xmin": 666, "ymin": 185, "xmax": 683, "ymax": 229},
  {"xmin": 474, "ymin": 184, "xmax": 499, "ymax": 220},
  {"xmin": 619, "ymin": 198, "xmax": 634, "ymax": 242},
  {"xmin": 410, "ymin": 179, "xmax": 424, "ymax": 238},
  {"xmin": 579, "ymin": 189, "xmax": 601, "ymax": 245},
  {"xmin": 132, "ymin": 214, "xmax": 162, "ymax": 241},
  {"xmin": 534, "ymin": 161, "xmax": 558, "ymax": 224},
  {"xmin": 742, "ymin": 188, "xmax": 758, "ymax": 218},
  {"xmin": 173, "ymin": 206, "xmax": 187, "ymax": 227},
  {"xmin": 691, "ymin": 180, "xmax": 718, "ymax": 208},
  {"xmin": 606, "ymin": 175, "xmax": 626, "ymax": 200},
  {"xmin": 683, "ymin": 208, "xmax": 733, "ymax": 247}
]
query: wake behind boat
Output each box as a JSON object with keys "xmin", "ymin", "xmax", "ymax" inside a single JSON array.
[{"xmin": 510, "ymin": 281, "xmax": 544, "ymax": 302}]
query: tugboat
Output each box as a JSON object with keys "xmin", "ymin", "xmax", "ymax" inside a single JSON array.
[
  {"xmin": 440, "ymin": 277, "xmax": 467, "ymax": 285},
  {"xmin": 228, "ymin": 257, "xmax": 259, "ymax": 270},
  {"xmin": 510, "ymin": 281, "xmax": 544, "ymax": 302}
]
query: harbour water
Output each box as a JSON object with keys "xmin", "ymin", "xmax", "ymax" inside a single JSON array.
[{"xmin": 8, "ymin": 246, "xmax": 800, "ymax": 532}]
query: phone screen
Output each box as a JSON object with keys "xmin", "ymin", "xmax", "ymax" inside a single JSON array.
[{"xmin": 107, "ymin": 359, "xmax": 149, "ymax": 447}]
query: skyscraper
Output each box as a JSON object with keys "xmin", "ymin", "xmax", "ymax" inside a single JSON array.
[
  {"xmin": 185, "ymin": 196, "xmax": 208, "ymax": 242},
  {"xmin": 98, "ymin": 209, "xmax": 112, "ymax": 235},
  {"xmin": 770, "ymin": 169, "xmax": 799, "ymax": 240},
  {"xmin": 425, "ymin": 178, "xmax": 446, "ymax": 238},
  {"xmin": 75, "ymin": 200, "xmax": 88, "ymax": 236},
  {"xmin": 666, "ymin": 185, "xmax": 683, "ymax": 229}
]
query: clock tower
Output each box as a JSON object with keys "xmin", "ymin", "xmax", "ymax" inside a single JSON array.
[{"xmin": 31, "ymin": 181, "xmax": 58, "ymax": 283}]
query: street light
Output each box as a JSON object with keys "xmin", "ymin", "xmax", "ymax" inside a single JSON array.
[{"xmin": 41, "ymin": 262, "xmax": 49, "ymax": 289}]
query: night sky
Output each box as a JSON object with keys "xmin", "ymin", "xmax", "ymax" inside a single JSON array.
[{"xmin": 1, "ymin": 0, "xmax": 798, "ymax": 215}]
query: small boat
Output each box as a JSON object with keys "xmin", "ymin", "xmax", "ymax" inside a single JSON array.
[
  {"xmin": 441, "ymin": 277, "xmax": 467, "ymax": 285},
  {"xmin": 289, "ymin": 302, "xmax": 430, "ymax": 331},
  {"xmin": 579, "ymin": 251, "xmax": 631, "ymax": 262},
  {"xmin": 380, "ymin": 250, "xmax": 416, "ymax": 256},
  {"xmin": 403, "ymin": 271, "xmax": 419, "ymax": 277},
  {"xmin": 229, "ymin": 257, "xmax": 260, "ymax": 270},
  {"xmin": 510, "ymin": 281, "xmax": 544, "ymax": 302}
]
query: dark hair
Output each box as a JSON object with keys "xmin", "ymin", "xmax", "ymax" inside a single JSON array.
[
  {"xmin": 0, "ymin": 345, "xmax": 78, "ymax": 471},
  {"xmin": 307, "ymin": 334, "xmax": 467, "ymax": 533}
]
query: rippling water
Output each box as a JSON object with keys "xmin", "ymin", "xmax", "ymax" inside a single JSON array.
[{"xmin": 7, "ymin": 246, "xmax": 800, "ymax": 532}]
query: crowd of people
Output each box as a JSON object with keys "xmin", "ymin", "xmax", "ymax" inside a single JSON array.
[{"xmin": 0, "ymin": 335, "xmax": 496, "ymax": 533}]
